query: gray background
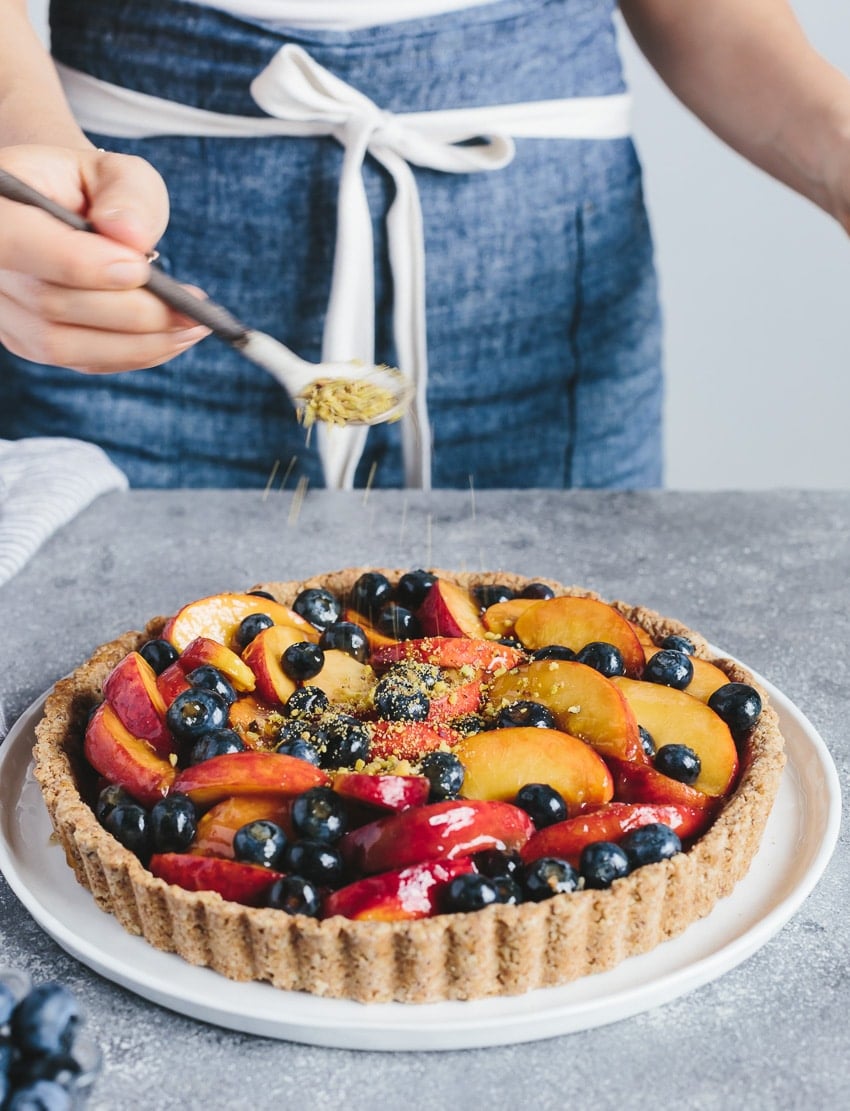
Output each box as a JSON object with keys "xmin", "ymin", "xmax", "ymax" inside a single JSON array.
[{"xmin": 22, "ymin": 0, "xmax": 850, "ymax": 489}]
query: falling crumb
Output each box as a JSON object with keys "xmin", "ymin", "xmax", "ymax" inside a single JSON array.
[{"xmin": 299, "ymin": 375, "xmax": 397, "ymax": 428}]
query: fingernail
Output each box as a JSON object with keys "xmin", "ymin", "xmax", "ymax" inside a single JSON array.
[
  {"xmin": 174, "ymin": 325, "xmax": 211, "ymax": 346},
  {"xmin": 106, "ymin": 259, "xmax": 148, "ymax": 286}
]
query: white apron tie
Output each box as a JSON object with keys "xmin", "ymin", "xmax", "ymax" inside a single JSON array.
[{"xmin": 58, "ymin": 46, "xmax": 632, "ymax": 489}]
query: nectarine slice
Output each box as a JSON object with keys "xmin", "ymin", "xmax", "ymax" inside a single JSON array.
[
  {"xmin": 416, "ymin": 580, "xmax": 487, "ymax": 639},
  {"xmin": 178, "ymin": 636, "xmax": 257, "ymax": 693},
  {"xmin": 308, "ymin": 649, "xmax": 376, "ymax": 706},
  {"xmin": 150, "ymin": 852, "xmax": 284, "ymax": 905},
  {"xmin": 514, "ymin": 596, "xmax": 646, "ymax": 677},
  {"xmin": 102, "ymin": 651, "xmax": 173, "ymax": 758},
  {"xmin": 372, "ymin": 636, "xmax": 524, "ymax": 674},
  {"xmin": 171, "ymin": 750, "xmax": 328, "ymax": 808},
  {"xmin": 342, "ymin": 609, "xmax": 399, "ymax": 650},
  {"xmin": 482, "ymin": 598, "xmax": 540, "ymax": 636},
  {"xmin": 84, "ymin": 703, "xmax": 176, "ymax": 807},
  {"xmin": 240, "ymin": 624, "xmax": 306, "ymax": 705},
  {"xmin": 323, "ymin": 857, "xmax": 476, "ymax": 921},
  {"xmin": 162, "ymin": 592, "xmax": 317, "ymax": 653},
  {"xmin": 192, "ymin": 794, "xmax": 294, "ymax": 858},
  {"xmin": 369, "ymin": 720, "xmax": 459, "ymax": 762},
  {"xmin": 332, "ymin": 772, "xmax": 431, "ymax": 812},
  {"xmin": 607, "ymin": 758, "xmax": 715, "ymax": 811}
]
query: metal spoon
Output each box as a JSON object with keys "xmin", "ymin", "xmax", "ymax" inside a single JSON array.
[{"xmin": 0, "ymin": 168, "xmax": 411, "ymax": 425}]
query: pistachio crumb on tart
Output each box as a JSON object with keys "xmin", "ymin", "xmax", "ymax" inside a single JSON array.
[{"xmin": 32, "ymin": 569, "xmax": 785, "ymax": 1004}]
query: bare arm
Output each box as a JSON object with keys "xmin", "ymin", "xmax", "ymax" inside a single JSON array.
[{"xmin": 620, "ymin": 0, "xmax": 850, "ymax": 230}]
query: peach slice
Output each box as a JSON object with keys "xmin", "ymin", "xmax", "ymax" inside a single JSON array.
[
  {"xmin": 486, "ymin": 659, "xmax": 645, "ymax": 763},
  {"xmin": 482, "ymin": 598, "xmax": 540, "ymax": 636},
  {"xmin": 323, "ymin": 857, "xmax": 477, "ymax": 921},
  {"xmin": 178, "ymin": 636, "xmax": 256, "ymax": 693},
  {"xmin": 342, "ymin": 608, "xmax": 399, "ymax": 650},
  {"xmin": 372, "ymin": 637, "xmax": 524, "ymax": 674},
  {"xmin": 156, "ymin": 661, "xmax": 191, "ymax": 708},
  {"xmin": 102, "ymin": 651, "xmax": 173, "ymax": 758},
  {"xmin": 192, "ymin": 793, "xmax": 294, "ymax": 858},
  {"xmin": 454, "ymin": 726, "xmax": 614, "ymax": 811},
  {"xmin": 84, "ymin": 702, "xmax": 176, "ymax": 807},
  {"xmin": 171, "ymin": 750, "xmax": 328, "ymax": 808},
  {"xmin": 309, "ymin": 649, "xmax": 376, "ymax": 705},
  {"xmin": 368, "ymin": 720, "xmax": 459, "ymax": 762},
  {"xmin": 514, "ymin": 596, "xmax": 646, "ymax": 677},
  {"xmin": 426, "ymin": 675, "xmax": 484, "ymax": 723},
  {"xmin": 240, "ymin": 624, "xmax": 307, "ymax": 705},
  {"xmin": 227, "ymin": 694, "xmax": 280, "ymax": 740},
  {"xmin": 332, "ymin": 772, "xmax": 431, "ymax": 812},
  {"xmin": 162, "ymin": 592, "xmax": 317, "ymax": 653},
  {"xmin": 416, "ymin": 580, "xmax": 487, "ymax": 639},
  {"xmin": 613, "ymin": 677, "xmax": 739, "ymax": 797},
  {"xmin": 341, "ymin": 799, "xmax": 535, "ymax": 875},
  {"xmin": 521, "ymin": 801, "xmax": 711, "ymax": 867},
  {"xmin": 150, "ymin": 852, "xmax": 284, "ymax": 905},
  {"xmin": 630, "ymin": 622, "xmax": 657, "ymax": 651},
  {"xmin": 607, "ymin": 758, "xmax": 716, "ymax": 811}
]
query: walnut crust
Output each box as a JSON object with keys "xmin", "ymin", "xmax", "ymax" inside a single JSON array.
[{"xmin": 32, "ymin": 569, "xmax": 786, "ymax": 1004}]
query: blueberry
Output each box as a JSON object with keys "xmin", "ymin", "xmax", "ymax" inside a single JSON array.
[
  {"xmin": 530, "ymin": 645, "xmax": 576, "ymax": 662},
  {"xmin": 619, "ymin": 823, "xmax": 682, "ymax": 869},
  {"xmin": 234, "ymin": 612, "xmax": 274, "ymax": 651},
  {"xmin": 452, "ymin": 713, "xmax": 487, "ymax": 737},
  {"xmin": 521, "ymin": 857, "xmax": 579, "ymax": 901},
  {"xmin": 247, "ymin": 589, "xmax": 276, "ymax": 601},
  {"xmin": 490, "ymin": 875, "xmax": 523, "ymax": 905},
  {"xmin": 519, "ymin": 582, "xmax": 555, "ymax": 600},
  {"xmin": 387, "ymin": 662, "xmax": 441, "ymax": 691},
  {"xmin": 185, "ymin": 665, "xmax": 237, "ymax": 706},
  {"xmin": 439, "ymin": 874, "xmax": 502, "ymax": 914},
  {"xmin": 471, "ymin": 849, "xmax": 523, "ymax": 880},
  {"xmin": 104, "ymin": 801, "xmax": 150, "ymax": 859},
  {"xmin": 0, "ymin": 981, "xmax": 16, "ymax": 1024},
  {"xmin": 472, "ymin": 583, "xmax": 515, "ymax": 609},
  {"xmin": 319, "ymin": 716, "xmax": 371, "ymax": 768},
  {"xmin": 291, "ymin": 786, "xmax": 348, "ymax": 842},
  {"xmin": 292, "ymin": 587, "xmax": 341, "ymax": 631},
  {"xmin": 394, "ymin": 569, "xmax": 437, "ymax": 610},
  {"xmin": 233, "ymin": 820, "xmax": 288, "ymax": 870},
  {"xmin": 660, "ymin": 634, "xmax": 695, "ymax": 655},
  {"xmin": 644, "ymin": 649, "xmax": 694, "ymax": 690},
  {"xmin": 284, "ymin": 839, "xmax": 345, "ymax": 888},
  {"xmin": 166, "ymin": 688, "xmax": 228, "ymax": 742},
  {"xmin": 138, "ymin": 638, "xmax": 178, "ymax": 675},
  {"xmin": 149, "ymin": 793, "xmax": 197, "ymax": 853},
  {"xmin": 319, "ymin": 621, "xmax": 369, "ymax": 663},
  {"xmin": 285, "ymin": 686, "xmax": 330, "ymax": 719},
  {"xmin": 265, "ymin": 874, "xmax": 321, "ymax": 917},
  {"xmin": 655, "ymin": 744, "xmax": 701, "ymax": 785},
  {"xmin": 495, "ymin": 700, "xmax": 556, "ymax": 730},
  {"xmin": 639, "ymin": 725, "xmax": 657, "ymax": 758},
  {"xmin": 275, "ymin": 737, "xmax": 322, "ymax": 766},
  {"xmin": 576, "ymin": 641, "xmax": 625, "ymax": 678},
  {"xmin": 419, "ymin": 751, "xmax": 465, "ymax": 800},
  {"xmin": 374, "ymin": 678, "xmax": 429, "ymax": 722},
  {"xmin": 514, "ymin": 783, "xmax": 568, "ymax": 828},
  {"xmin": 6, "ymin": 1080, "xmax": 72, "ymax": 1111},
  {"xmin": 189, "ymin": 727, "xmax": 246, "ymax": 764},
  {"xmin": 579, "ymin": 841, "xmax": 631, "ymax": 889},
  {"xmin": 11, "ymin": 984, "xmax": 79, "ymax": 1057},
  {"xmin": 348, "ymin": 572, "xmax": 393, "ymax": 621},
  {"xmin": 708, "ymin": 683, "xmax": 763, "ymax": 735},
  {"xmin": 94, "ymin": 783, "xmax": 134, "ymax": 824},
  {"xmin": 281, "ymin": 641, "xmax": 325, "ymax": 681},
  {"xmin": 375, "ymin": 603, "xmax": 421, "ymax": 641}
]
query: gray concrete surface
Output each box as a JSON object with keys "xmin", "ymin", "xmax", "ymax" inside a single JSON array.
[{"xmin": 0, "ymin": 489, "xmax": 847, "ymax": 1110}]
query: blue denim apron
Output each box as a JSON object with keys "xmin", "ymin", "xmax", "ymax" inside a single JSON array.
[{"xmin": 1, "ymin": 0, "xmax": 663, "ymax": 489}]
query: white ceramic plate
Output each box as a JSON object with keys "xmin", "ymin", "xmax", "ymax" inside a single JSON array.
[{"xmin": 0, "ymin": 664, "xmax": 841, "ymax": 1052}]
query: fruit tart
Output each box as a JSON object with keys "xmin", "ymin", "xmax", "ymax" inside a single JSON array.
[{"xmin": 32, "ymin": 569, "xmax": 785, "ymax": 1003}]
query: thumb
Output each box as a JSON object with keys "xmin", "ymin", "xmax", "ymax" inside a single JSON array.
[{"xmin": 84, "ymin": 151, "xmax": 170, "ymax": 254}]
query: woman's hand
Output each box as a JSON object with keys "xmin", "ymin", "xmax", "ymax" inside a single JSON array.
[{"xmin": 0, "ymin": 144, "xmax": 209, "ymax": 373}]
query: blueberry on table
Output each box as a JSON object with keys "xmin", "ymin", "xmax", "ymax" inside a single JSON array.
[
  {"xmin": 292, "ymin": 587, "xmax": 341, "ymax": 630},
  {"xmin": 394, "ymin": 569, "xmax": 437, "ymax": 610},
  {"xmin": 619, "ymin": 823, "xmax": 682, "ymax": 869},
  {"xmin": 576, "ymin": 641, "xmax": 625, "ymax": 678},
  {"xmin": 644, "ymin": 649, "xmax": 694, "ymax": 690},
  {"xmin": 519, "ymin": 582, "xmax": 555, "ymax": 600},
  {"xmin": 166, "ymin": 688, "xmax": 228, "ymax": 741},
  {"xmin": 495, "ymin": 700, "xmax": 556, "ymax": 730},
  {"xmin": 514, "ymin": 783, "xmax": 568, "ymax": 828},
  {"xmin": 348, "ymin": 572, "xmax": 393, "ymax": 621},
  {"xmin": 319, "ymin": 621, "xmax": 370, "ymax": 663},
  {"xmin": 149, "ymin": 793, "xmax": 197, "ymax": 853},
  {"xmin": 103, "ymin": 801, "xmax": 151, "ymax": 859},
  {"xmin": 319, "ymin": 717, "xmax": 371, "ymax": 768},
  {"xmin": 11, "ymin": 984, "xmax": 79, "ymax": 1057},
  {"xmin": 233, "ymin": 820, "xmax": 288, "ymax": 870},
  {"xmin": 189, "ymin": 727, "xmax": 246, "ymax": 764},
  {"xmin": 439, "ymin": 873, "xmax": 503, "ymax": 914},
  {"xmin": 579, "ymin": 841, "xmax": 631, "ymax": 889},
  {"xmin": 708, "ymin": 682, "xmax": 763, "ymax": 735},
  {"xmin": 655, "ymin": 743, "xmax": 701, "ymax": 785},
  {"xmin": 284, "ymin": 839, "xmax": 345, "ymax": 887},
  {"xmin": 185, "ymin": 665, "xmax": 237, "ymax": 705},
  {"xmin": 530, "ymin": 644, "xmax": 576, "ymax": 662},
  {"xmin": 521, "ymin": 857, "xmax": 579, "ymax": 901},
  {"xmin": 138, "ymin": 637, "xmax": 178, "ymax": 675},
  {"xmin": 472, "ymin": 583, "xmax": 515, "ymax": 609},
  {"xmin": 291, "ymin": 786, "xmax": 348, "ymax": 842},
  {"xmin": 375, "ymin": 603, "xmax": 421, "ymax": 641},
  {"xmin": 281, "ymin": 641, "xmax": 325, "ymax": 681},
  {"xmin": 234, "ymin": 611, "xmax": 274, "ymax": 651},
  {"xmin": 660, "ymin": 633, "xmax": 695, "ymax": 655},
  {"xmin": 419, "ymin": 751, "xmax": 465, "ymax": 801},
  {"xmin": 265, "ymin": 874, "xmax": 321, "ymax": 917},
  {"xmin": 285, "ymin": 685, "xmax": 330, "ymax": 718},
  {"xmin": 638, "ymin": 725, "xmax": 657, "ymax": 758}
]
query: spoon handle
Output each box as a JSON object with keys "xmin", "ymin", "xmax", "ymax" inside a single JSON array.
[{"xmin": 0, "ymin": 168, "xmax": 249, "ymax": 344}]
